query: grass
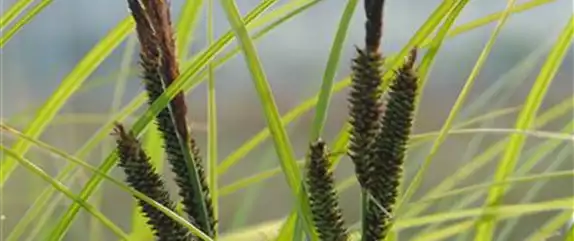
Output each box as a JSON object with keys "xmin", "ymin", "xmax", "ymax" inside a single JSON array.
[{"xmin": 1, "ymin": 0, "xmax": 572, "ymax": 240}]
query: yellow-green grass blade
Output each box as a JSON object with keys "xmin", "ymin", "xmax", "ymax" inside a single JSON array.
[
  {"xmin": 393, "ymin": 2, "xmax": 468, "ymax": 237},
  {"xmin": 228, "ymin": 145, "xmax": 281, "ymax": 229},
  {"xmin": 432, "ymin": 121, "xmax": 574, "ymax": 241},
  {"xmin": 458, "ymin": 32, "xmax": 555, "ymax": 120},
  {"xmin": 215, "ymin": 123, "xmax": 569, "ymax": 240},
  {"xmin": 176, "ymin": 0, "xmax": 205, "ymax": 60},
  {"xmin": 0, "ymin": 146, "xmax": 131, "ymax": 240},
  {"xmin": 227, "ymin": 120, "xmax": 305, "ymax": 229},
  {"xmin": 47, "ymin": 1, "xmax": 284, "ymax": 239},
  {"xmin": 241, "ymin": 197, "xmax": 574, "ymax": 240},
  {"xmin": 0, "ymin": 123, "xmax": 213, "ymax": 241},
  {"xmin": 4, "ymin": 0, "xmax": 544, "ymax": 127},
  {"xmin": 4, "ymin": 0, "xmax": 321, "ymax": 130},
  {"xmin": 397, "ymin": 198, "xmax": 574, "ymax": 231},
  {"xmin": 4, "ymin": 78, "xmax": 128, "ymax": 125},
  {"xmin": 425, "ymin": 33, "xmax": 557, "ymax": 230},
  {"xmin": 398, "ymin": 0, "xmax": 517, "ymax": 213},
  {"xmin": 348, "ymin": 196, "xmax": 573, "ymax": 240},
  {"xmin": 216, "ymin": 0, "xmax": 540, "ymax": 180},
  {"xmin": 89, "ymin": 33, "xmax": 138, "ymax": 241},
  {"xmin": 236, "ymin": 106, "xmax": 518, "ymax": 239},
  {"xmin": 10, "ymin": 0, "xmax": 323, "ymax": 154},
  {"xmin": 475, "ymin": 15, "xmax": 574, "ymax": 239},
  {"xmin": 309, "ymin": 0, "xmax": 358, "ymax": 140},
  {"xmin": 3, "ymin": 0, "xmax": 550, "ymax": 142},
  {"xmin": 8, "ymin": 62, "xmax": 148, "ymax": 241},
  {"xmin": 218, "ymin": 106, "xmax": 520, "ymax": 198},
  {"xmin": 297, "ymin": 0, "xmax": 358, "ymax": 237},
  {"xmin": 567, "ymin": 223, "xmax": 574, "ymax": 241},
  {"xmin": 206, "ymin": 0, "xmax": 219, "ymax": 236},
  {"xmin": 401, "ymin": 96, "xmax": 573, "ymax": 220},
  {"xmin": 497, "ymin": 143, "xmax": 573, "ymax": 240},
  {"xmin": 0, "ymin": 17, "xmax": 133, "ymax": 186},
  {"xmin": 377, "ymin": 1, "xmax": 454, "ymax": 88},
  {"xmin": 107, "ymin": 35, "xmax": 147, "ymax": 240},
  {"xmin": 128, "ymin": 123, "xmax": 165, "ymax": 240},
  {"xmin": 411, "ymin": 169, "xmax": 574, "ymax": 206},
  {"xmin": 412, "ymin": 221, "xmax": 475, "ymax": 241},
  {"xmin": 0, "ymin": 0, "xmax": 34, "ymax": 29},
  {"xmin": 419, "ymin": 120, "xmax": 573, "ymax": 240},
  {"xmin": 420, "ymin": 0, "xmax": 556, "ymax": 48},
  {"xmin": 218, "ymin": 0, "xmax": 318, "ymax": 240},
  {"xmin": 527, "ymin": 211, "xmax": 574, "ymax": 241},
  {"xmin": 0, "ymin": 0, "xmax": 53, "ymax": 48},
  {"xmin": 5, "ymin": 0, "xmax": 544, "ymax": 191},
  {"xmin": 415, "ymin": 0, "xmax": 468, "ymax": 105},
  {"xmin": 5, "ymin": 165, "xmax": 78, "ymax": 241}
]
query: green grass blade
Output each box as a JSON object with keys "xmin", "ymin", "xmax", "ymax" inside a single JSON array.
[
  {"xmin": 420, "ymin": 0, "xmax": 556, "ymax": 48},
  {"xmin": 89, "ymin": 33, "xmax": 138, "ymax": 241},
  {"xmin": 228, "ymin": 147, "xmax": 279, "ymax": 229},
  {"xmin": 309, "ymin": 0, "xmax": 358, "ymax": 140},
  {"xmin": 221, "ymin": 0, "xmax": 545, "ymax": 179},
  {"xmin": 298, "ymin": 0, "xmax": 358, "ymax": 238},
  {"xmin": 0, "ymin": 146, "xmax": 131, "ymax": 240},
  {"xmin": 441, "ymin": 122, "xmax": 574, "ymax": 241},
  {"xmin": 527, "ymin": 211, "xmax": 574, "ymax": 240},
  {"xmin": 217, "ymin": 107, "xmax": 520, "ymax": 197},
  {"xmin": 415, "ymin": 0, "xmax": 467, "ymax": 109},
  {"xmin": 402, "ymin": 96, "xmax": 573, "ymax": 221},
  {"xmin": 475, "ymin": 15, "xmax": 574, "ymax": 239},
  {"xmin": 5, "ymin": 166, "xmax": 77, "ymax": 241},
  {"xmin": 0, "ymin": 123, "xmax": 213, "ymax": 241},
  {"xmin": 175, "ymin": 0, "xmax": 205, "ymax": 60},
  {"xmin": 412, "ymin": 221, "xmax": 475, "ymax": 241},
  {"xmin": 398, "ymin": 0, "xmax": 516, "ymax": 212},
  {"xmin": 396, "ymin": 198, "xmax": 573, "ymax": 231},
  {"xmin": 426, "ymin": 36, "xmax": 556, "ymax": 232},
  {"xmin": 0, "ymin": 0, "xmax": 53, "ymax": 48},
  {"xmin": 0, "ymin": 17, "xmax": 133, "ymax": 186},
  {"xmin": 218, "ymin": 0, "xmax": 318, "ymax": 240},
  {"xmin": 498, "ymin": 144, "xmax": 573, "ymax": 240},
  {"xmin": 206, "ymin": 0, "xmax": 219, "ymax": 236},
  {"xmin": 345, "ymin": 198, "xmax": 573, "ymax": 238},
  {"xmin": 378, "ymin": 0, "xmax": 454, "ymax": 87},
  {"xmin": 0, "ymin": 0, "xmax": 34, "ymax": 29},
  {"xmin": 411, "ymin": 169, "xmax": 573, "ymax": 206}
]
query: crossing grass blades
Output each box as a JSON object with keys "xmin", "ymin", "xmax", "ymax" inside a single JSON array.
[{"xmin": 112, "ymin": 0, "xmax": 419, "ymax": 240}]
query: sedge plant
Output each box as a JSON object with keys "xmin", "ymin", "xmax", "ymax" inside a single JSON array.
[
  {"xmin": 2, "ymin": 0, "xmax": 572, "ymax": 241},
  {"xmin": 112, "ymin": 0, "xmax": 418, "ymax": 240}
]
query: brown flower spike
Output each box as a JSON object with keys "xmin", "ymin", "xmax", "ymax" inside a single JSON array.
[{"xmin": 126, "ymin": 0, "xmax": 216, "ymax": 237}]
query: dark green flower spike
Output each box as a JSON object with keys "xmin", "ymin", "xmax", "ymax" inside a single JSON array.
[
  {"xmin": 370, "ymin": 48, "xmax": 419, "ymax": 239},
  {"xmin": 113, "ymin": 123, "xmax": 193, "ymax": 241},
  {"xmin": 306, "ymin": 139, "xmax": 349, "ymax": 241}
]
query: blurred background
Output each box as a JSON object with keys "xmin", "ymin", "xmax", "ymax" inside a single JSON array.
[{"xmin": 1, "ymin": 0, "xmax": 573, "ymax": 240}]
